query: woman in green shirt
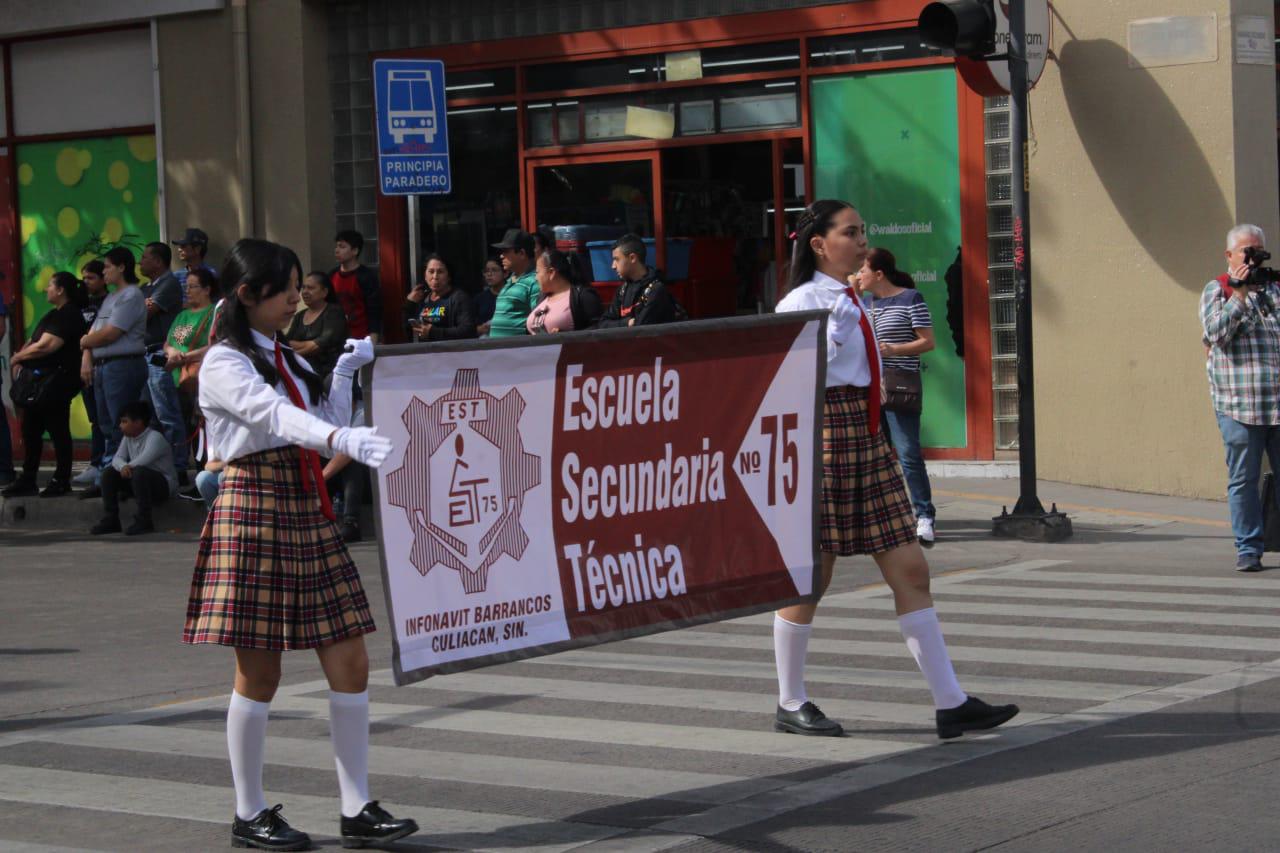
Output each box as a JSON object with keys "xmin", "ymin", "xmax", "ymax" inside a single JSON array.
[{"xmin": 164, "ymin": 267, "xmax": 219, "ymax": 390}]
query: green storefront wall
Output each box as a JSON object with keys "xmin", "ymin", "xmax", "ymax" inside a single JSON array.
[{"xmin": 811, "ymin": 67, "xmax": 966, "ymax": 449}]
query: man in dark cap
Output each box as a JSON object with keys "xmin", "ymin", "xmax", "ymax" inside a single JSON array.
[
  {"xmin": 487, "ymin": 229, "xmax": 540, "ymax": 338},
  {"xmin": 172, "ymin": 227, "xmax": 216, "ymax": 304}
]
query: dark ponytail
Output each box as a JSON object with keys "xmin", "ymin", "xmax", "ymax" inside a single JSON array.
[
  {"xmin": 216, "ymin": 238, "xmax": 325, "ymax": 405},
  {"xmin": 866, "ymin": 247, "xmax": 915, "ymax": 289},
  {"xmin": 50, "ymin": 270, "xmax": 84, "ymax": 307},
  {"xmin": 789, "ymin": 199, "xmax": 854, "ymax": 291},
  {"xmin": 540, "ymin": 248, "xmax": 580, "ymax": 288}
]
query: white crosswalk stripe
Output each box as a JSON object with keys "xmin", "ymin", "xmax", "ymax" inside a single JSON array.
[{"xmin": 4, "ymin": 558, "xmax": 1280, "ymax": 851}]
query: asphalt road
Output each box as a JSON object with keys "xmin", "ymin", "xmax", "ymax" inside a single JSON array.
[{"xmin": 2, "ymin": 478, "xmax": 1278, "ymax": 852}]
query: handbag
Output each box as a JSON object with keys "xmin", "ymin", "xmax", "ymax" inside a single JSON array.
[
  {"xmin": 882, "ymin": 366, "xmax": 923, "ymax": 414},
  {"xmin": 8, "ymin": 364, "xmax": 61, "ymax": 409}
]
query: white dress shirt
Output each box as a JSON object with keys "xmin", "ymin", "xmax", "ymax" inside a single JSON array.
[
  {"xmin": 198, "ymin": 329, "xmax": 353, "ymax": 462},
  {"xmin": 775, "ymin": 271, "xmax": 877, "ymax": 388}
]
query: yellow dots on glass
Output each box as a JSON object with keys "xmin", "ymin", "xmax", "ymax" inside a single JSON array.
[
  {"xmin": 56, "ymin": 207, "xmax": 80, "ymax": 239},
  {"xmin": 108, "ymin": 161, "xmax": 129, "ymax": 190},
  {"xmin": 69, "ymin": 398, "xmax": 92, "ymax": 437},
  {"xmin": 19, "ymin": 215, "xmax": 37, "ymax": 246},
  {"xmin": 56, "ymin": 147, "xmax": 87, "ymax": 186},
  {"xmin": 77, "ymin": 149, "xmax": 92, "ymax": 170},
  {"xmin": 17, "ymin": 163, "xmax": 33, "ymax": 186},
  {"xmin": 123, "ymin": 190, "xmax": 134, "ymax": 203},
  {"xmin": 101, "ymin": 217, "xmax": 123, "ymax": 243},
  {"xmin": 127, "ymin": 135, "xmax": 156, "ymax": 163}
]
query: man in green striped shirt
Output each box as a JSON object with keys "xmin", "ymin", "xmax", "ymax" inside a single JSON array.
[{"xmin": 488, "ymin": 229, "xmax": 540, "ymax": 338}]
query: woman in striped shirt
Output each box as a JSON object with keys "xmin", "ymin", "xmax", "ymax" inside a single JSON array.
[{"xmin": 855, "ymin": 248, "xmax": 938, "ymax": 547}]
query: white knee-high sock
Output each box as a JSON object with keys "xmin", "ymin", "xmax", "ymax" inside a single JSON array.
[
  {"xmin": 773, "ymin": 614, "xmax": 812, "ymax": 712},
  {"xmin": 226, "ymin": 691, "xmax": 270, "ymax": 821},
  {"xmin": 329, "ymin": 689, "xmax": 371, "ymax": 818},
  {"xmin": 898, "ymin": 607, "xmax": 968, "ymax": 710}
]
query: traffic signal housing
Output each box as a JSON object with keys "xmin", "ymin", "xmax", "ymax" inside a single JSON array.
[{"xmin": 918, "ymin": 0, "xmax": 996, "ymax": 59}]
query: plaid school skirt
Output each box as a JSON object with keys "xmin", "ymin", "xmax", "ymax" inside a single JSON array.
[
  {"xmin": 821, "ymin": 386, "xmax": 917, "ymax": 556},
  {"xmin": 182, "ymin": 446, "xmax": 377, "ymax": 650}
]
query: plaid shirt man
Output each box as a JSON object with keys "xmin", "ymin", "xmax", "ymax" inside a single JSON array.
[{"xmin": 1201, "ymin": 278, "xmax": 1280, "ymax": 425}]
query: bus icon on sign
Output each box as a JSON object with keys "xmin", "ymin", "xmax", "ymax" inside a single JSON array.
[{"xmin": 387, "ymin": 69, "xmax": 437, "ymax": 144}]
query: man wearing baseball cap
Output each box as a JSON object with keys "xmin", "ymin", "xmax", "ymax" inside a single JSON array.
[
  {"xmin": 172, "ymin": 227, "xmax": 216, "ymax": 303},
  {"xmin": 488, "ymin": 228, "xmax": 540, "ymax": 338}
]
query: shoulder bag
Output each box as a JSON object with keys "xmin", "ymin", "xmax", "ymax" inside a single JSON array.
[
  {"xmin": 177, "ymin": 308, "xmax": 216, "ymax": 394},
  {"xmin": 9, "ymin": 364, "xmax": 62, "ymax": 409}
]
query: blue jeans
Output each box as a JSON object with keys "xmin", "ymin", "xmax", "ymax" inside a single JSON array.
[
  {"xmin": 0, "ymin": 374, "xmax": 14, "ymax": 477},
  {"xmin": 884, "ymin": 409, "xmax": 935, "ymax": 520},
  {"xmin": 145, "ymin": 360, "xmax": 187, "ymax": 471},
  {"xmin": 94, "ymin": 357, "xmax": 148, "ymax": 468},
  {"xmin": 195, "ymin": 469, "xmax": 224, "ymax": 510},
  {"xmin": 1215, "ymin": 412, "xmax": 1280, "ymax": 560}
]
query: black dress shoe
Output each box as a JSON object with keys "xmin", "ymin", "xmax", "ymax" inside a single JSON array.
[
  {"xmin": 339, "ymin": 801, "xmax": 419, "ymax": 849},
  {"xmin": 1, "ymin": 478, "xmax": 37, "ymax": 498},
  {"xmin": 39, "ymin": 479, "xmax": 71, "ymax": 498},
  {"xmin": 774, "ymin": 701, "xmax": 844, "ymax": 737},
  {"xmin": 78, "ymin": 485, "xmax": 102, "ymax": 500},
  {"xmin": 231, "ymin": 804, "xmax": 311, "ymax": 851},
  {"xmin": 90, "ymin": 515, "xmax": 122, "ymax": 535},
  {"xmin": 340, "ymin": 520, "xmax": 362, "ymax": 543},
  {"xmin": 936, "ymin": 696, "xmax": 1020, "ymax": 740}
]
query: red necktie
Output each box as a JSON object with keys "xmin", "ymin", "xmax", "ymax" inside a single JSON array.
[
  {"xmin": 845, "ymin": 287, "xmax": 881, "ymax": 436},
  {"xmin": 274, "ymin": 341, "xmax": 336, "ymax": 521}
]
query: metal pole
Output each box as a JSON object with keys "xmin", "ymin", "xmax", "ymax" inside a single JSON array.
[
  {"xmin": 1008, "ymin": 0, "xmax": 1041, "ymax": 516},
  {"xmin": 992, "ymin": 0, "xmax": 1071, "ymax": 541}
]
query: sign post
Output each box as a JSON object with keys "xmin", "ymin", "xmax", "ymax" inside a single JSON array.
[
  {"xmin": 366, "ymin": 315, "xmax": 827, "ymax": 682},
  {"xmin": 373, "ymin": 58, "xmax": 452, "ymax": 196}
]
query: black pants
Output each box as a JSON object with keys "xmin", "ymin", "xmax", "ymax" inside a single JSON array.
[
  {"xmin": 20, "ymin": 389, "xmax": 75, "ymax": 482},
  {"xmin": 101, "ymin": 465, "xmax": 170, "ymax": 521}
]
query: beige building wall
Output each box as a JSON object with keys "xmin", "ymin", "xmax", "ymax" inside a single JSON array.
[
  {"xmin": 157, "ymin": 0, "xmax": 334, "ymax": 270},
  {"xmin": 1031, "ymin": 0, "xmax": 1278, "ymax": 499}
]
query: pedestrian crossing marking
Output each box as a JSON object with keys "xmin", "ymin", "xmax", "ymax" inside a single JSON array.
[{"xmin": 3, "ymin": 557, "xmax": 1280, "ymax": 851}]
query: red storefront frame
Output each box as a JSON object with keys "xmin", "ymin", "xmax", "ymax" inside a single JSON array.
[{"xmin": 373, "ymin": 1, "xmax": 994, "ymax": 460}]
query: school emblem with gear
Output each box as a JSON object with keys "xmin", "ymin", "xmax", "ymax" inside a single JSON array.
[{"xmin": 386, "ymin": 368, "xmax": 541, "ymax": 594}]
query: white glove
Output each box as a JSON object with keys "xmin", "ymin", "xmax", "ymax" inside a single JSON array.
[
  {"xmin": 331, "ymin": 426, "xmax": 393, "ymax": 468},
  {"xmin": 334, "ymin": 336, "xmax": 376, "ymax": 378}
]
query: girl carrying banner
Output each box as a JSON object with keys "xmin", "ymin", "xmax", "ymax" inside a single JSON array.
[
  {"xmin": 772, "ymin": 200, "xmax": 1019, "ymax": 740},
  {"xmin": 183, "ymin": 238, "xmax": 418, "ymax": 850}
]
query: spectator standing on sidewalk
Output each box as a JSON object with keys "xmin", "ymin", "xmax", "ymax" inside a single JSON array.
[
  {"xmin": 487, "ymin": 229, "xmax": 540, "ymax": 338},
  {"xmin": 0, "ymin": 291, "xmax": 15, "ymax": 486},
  {"xmin": 172, "ymin": 228, "xmax": 216, "ymax": 303},
  {"xmin": 473, "ymin": 258, "xmax": 504, "ymax": 335},
  {"xmin": 72, "ymin": 260, "xmax": 109, "ymax": 487},
  {"xmin": 90, "ymin": 400, "xmax": 176, "ymax": 536},
  {"xmin": 139, "ymin": 242, "xmax": 188, "ymax": 483},
  {"xmin": 329, "ymin": 230, "xmax": 382, "ymax": 343},
  {"xmin": 329, "ymin": 230, "xmax": 382, "ymax": 543},
  {"xmin": 598, "ymin": 233, "xmax": 677, "ymax": 328},
  {"xmin": 855, "ymin": 247, "xmax": 937, "ymax": 547},
  {"xmin": 1200, "ymin": 223, "xmax": 1280, "ymax": 572},
  {"xmin": 404, "ymin": 255, "xmax": 477, "ymax": 342},
  {"xmin": 527, "ymin": 249, "xmax": 602, "ymax": 334},
  {"xmin": 286, "ymin": 272, "xmax": 348, "ymax": 384},
  {"xmin": 3, "ymin": 272, "xmax": 86, "ymax": 497},
  {"xmin": 78, "ymin": 247, "xmax": 148, "ymax": 499}
]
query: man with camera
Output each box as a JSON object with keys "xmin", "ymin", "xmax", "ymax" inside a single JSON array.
[{"xmin": 1200, "ymin": 224, "xmax": 1280, "ymax": 572}]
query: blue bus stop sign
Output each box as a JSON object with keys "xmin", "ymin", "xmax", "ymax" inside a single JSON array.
[{"xmin": 373, "ymin": 58, "xmax": 451, "ymax": 196}]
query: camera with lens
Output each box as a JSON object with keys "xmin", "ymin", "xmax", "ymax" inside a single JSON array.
[{"xmin": 1242, "ymin": 246, "xmax": 1280, "ymax": 287}]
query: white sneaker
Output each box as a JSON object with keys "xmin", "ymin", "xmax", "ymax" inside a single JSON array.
[
  {"xmin": 71, "ymin": 465, "xmax": 100, "ymax": 487},
  {"xmin": 916, "ymin": 517, "xmax": 936, "ymax": 548}
]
